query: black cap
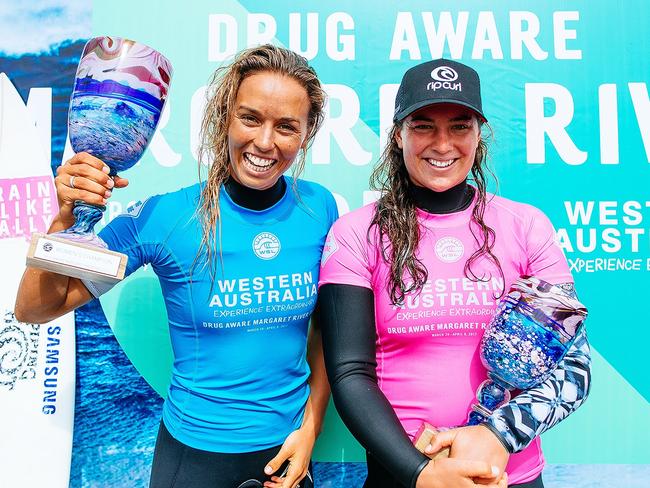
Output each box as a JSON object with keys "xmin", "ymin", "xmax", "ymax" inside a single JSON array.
[{"xmin": 393, "ymin": 58, "xmax": 486, "ymax": 123}]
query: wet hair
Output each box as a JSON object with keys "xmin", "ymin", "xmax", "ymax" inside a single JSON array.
[
  {"xmin": 369, "ymin": 117, "xmax": 504, "ymax": 305},
  {"xmin": 195, "ymin": 44, "xmax": 325, "ymax": 278}
]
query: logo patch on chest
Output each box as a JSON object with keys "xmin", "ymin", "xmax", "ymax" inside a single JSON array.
[
  {"xmin": 434, "ymin": 236, "xmax": 464, "ymax": 263},
  {"xmin": 252, "ymin": 232, "xmax": 281, "ymax": 260}
]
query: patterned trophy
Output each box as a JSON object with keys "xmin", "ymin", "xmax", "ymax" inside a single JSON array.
[
  {"xmin": 466, "ymin": 276, "xmax": 587, "ymax": 425},
  {"xmin": 27, "ymin": 36, "xmax": 172, "ymax": 283},
  {"xmin": 414, "ymin": 276, "xmax": 587, "ymax": 457}
]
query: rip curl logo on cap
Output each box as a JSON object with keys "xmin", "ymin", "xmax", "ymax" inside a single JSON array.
[
  {"xmin": 253, "ymin": 232, "xmax": 281, "ymax": 260},
  {"xmin": 431, "ymin": 66, "xmax": 459, "ymax": 82},
  {"xmin": 434, "ymin": 236, "xmax": 464, "ymax": 263},
  {"xmin": 427, "ymin": 66, "xmax": 462, "ymax": 92}
]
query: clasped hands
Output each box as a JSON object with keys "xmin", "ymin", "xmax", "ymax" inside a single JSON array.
[{"xmin": 416, "ymin": 425, "xmax": 510, "ymax": 488}]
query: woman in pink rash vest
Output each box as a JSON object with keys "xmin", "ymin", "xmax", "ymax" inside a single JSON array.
[{"xmin": 318, "ymin": 58, "xmax": 591, "ymax": 488}]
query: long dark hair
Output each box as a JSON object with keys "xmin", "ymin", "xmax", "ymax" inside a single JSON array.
[{"xmin": 369, "ymin": 120, "xmax": 504, "ymax": 305}]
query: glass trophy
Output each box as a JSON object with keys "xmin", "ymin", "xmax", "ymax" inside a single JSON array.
[{"xmin": 27, "ymin": 36, "xmax": 173, "ymax": 284}]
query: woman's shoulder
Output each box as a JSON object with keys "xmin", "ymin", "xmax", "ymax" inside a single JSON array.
[
  {"xmin": 117, "ymin": 183, "xmax": 201, "ymax": 224},
  {"xmin": 292, "ymin": 177, "xmax": 339, "ymax": 220},
  {"xmin": 322, "ymin": 202, "xmax": 379, "ymax": 264},
  {"xmin": 331, "ymin": 201, "xmax": 377, "ymax": 233},
  {"xmin": 294, "ymin": 177, "xmax": 334, "ymax": 201},
  {"xmin": 484, "ymin": 193, "xmax": 559, "ymax": 243},
  {"xmin": 143, "ymin": 183, "xmax": 202, "ymax": 208},
  {"xmin": 485, "ymin": 192, "xmax": 550, "ymax": 223},
  {"xmin": 158, "ymin": 182, "xmax": 202, "ymax": 201}
]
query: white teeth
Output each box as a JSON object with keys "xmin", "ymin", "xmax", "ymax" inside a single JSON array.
[
  {"xmin": 426, "ymin": 158, "xmax": 455, "ymax": 168},
  {"xmin": 244, "ymin": 153, "xmax": 277, "ymax": 171}
]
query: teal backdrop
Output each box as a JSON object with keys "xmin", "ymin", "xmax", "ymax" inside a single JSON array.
[{"xmin": 89, "ymin": 0, "xmax": 650, "ymax": 465}]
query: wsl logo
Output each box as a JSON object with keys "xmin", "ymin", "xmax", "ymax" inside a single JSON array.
[
  {"xmin": 427, "ymin": 66, "xmax": 462, "ymax": 92},
  {"xmin": 435, "ymin": 236, "xmax": 465, "ymax": 263},
  {"xmin": 253, "ymin": 232, "xmax": 281, "ymax": 260}
]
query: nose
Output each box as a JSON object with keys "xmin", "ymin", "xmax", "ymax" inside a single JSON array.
[
  {"xmin": 429, "ymin": 129, "xmax": 452, "ymax": 154},
  {"xmin": 254, "ymin": 124, "xmax": 275, "ymax": 153}
]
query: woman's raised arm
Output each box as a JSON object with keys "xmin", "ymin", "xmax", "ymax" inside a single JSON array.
[{"xmin": 14, "ymin": 152, "xmax": 127, "ymax": 323}]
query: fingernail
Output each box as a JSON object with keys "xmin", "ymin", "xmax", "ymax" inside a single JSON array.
[
  {"xmin": 107, "ymin": 179, "xmax": 115, "ymax": 188},
  {"xmin": 102, "ymin": 166, "xmax": 110, "ymax": 173},
  {"xmin": 264, "ymin": 466, "xmax": 273, "ymax": 475},
  {"xmin": 105, "ymin": 190, "xmax": 112, "ymax": 198},
  {"xmin": 102, "ymin": 198, "xmax": 107, "ymax": 204},
  {"xmin": 491, "ymin": 465, "xmax": 500, "ymax": 477}
]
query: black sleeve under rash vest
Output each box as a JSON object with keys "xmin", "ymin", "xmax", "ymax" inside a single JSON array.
[{"xmin": 318, "ymin": 283, "xmax": 429, "ymax": 488}]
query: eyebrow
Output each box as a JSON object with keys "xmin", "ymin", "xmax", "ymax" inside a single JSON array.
[
  {"xmin": 237, "ymin": 105, "xmax": 301, "ymax": 124},
  {"xmin": 410, "ymin": 114, "xmax": 473, "ymax": 123}
]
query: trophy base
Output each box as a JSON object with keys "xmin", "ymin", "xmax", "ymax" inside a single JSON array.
[
  {"xmin": 27, "ymin": 232, "xmax": 127, "ymax": 284},
  {"xmin": 413, "ymin": 422, "xmax": 450, "ymax": 459}
]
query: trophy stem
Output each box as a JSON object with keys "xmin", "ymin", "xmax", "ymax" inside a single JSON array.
[
  {"xmin": 60, "ymin": 201, "xmax": 108, "ymax": 248},
  {"xmin": 467, "ymin": 373, "xmax": 513, "ymax": 426}
]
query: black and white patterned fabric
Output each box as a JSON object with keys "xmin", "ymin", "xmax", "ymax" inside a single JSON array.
[{"xmin": 484, "ymin": 283, "xmax": 591, "ymax": 453}]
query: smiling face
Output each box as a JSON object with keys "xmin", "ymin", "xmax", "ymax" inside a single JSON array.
[
  {"xmin": 395, "ymin": 103, "xmax": 481, "ymax": 193},
  {"xmin": 227, "ymin": 71, "xmax": 311, "ymax": 190}
]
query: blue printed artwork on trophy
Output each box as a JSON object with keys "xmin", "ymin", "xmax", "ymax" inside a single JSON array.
[
  {"xmin": 68, "ymin": 37, "xmax": 172, "ymax": 172},
  {"xmin": 58, "ymin": 37, "xmax": 174, "ymax": 248}
]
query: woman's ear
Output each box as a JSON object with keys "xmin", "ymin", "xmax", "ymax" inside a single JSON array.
[{"xmin": 394, "ymin": 126, "xmax": 404, "ymax": 149}]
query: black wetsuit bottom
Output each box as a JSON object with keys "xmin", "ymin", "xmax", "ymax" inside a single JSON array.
[
  {"xmin": 149, "ymin": 421, "xmax": 313, "ymax": 488},
  {"xmin": 364, "ymin": 452, "xmax": 544, "ymax": 488}
]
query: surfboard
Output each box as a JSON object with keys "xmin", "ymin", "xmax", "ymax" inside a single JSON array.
[{"xmin": 0, "ymin": 72, "xmax": 75, "ymax": 488}]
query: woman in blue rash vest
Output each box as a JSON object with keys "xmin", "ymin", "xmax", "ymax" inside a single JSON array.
[{"xmin": 15, "ymin": 45, "xmax": 338, "ymax": 488}]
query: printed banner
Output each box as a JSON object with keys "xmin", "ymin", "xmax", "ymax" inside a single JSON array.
[{"xmin": 1, "ymin": 1, "xmax": 648, "ymax": 487}]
